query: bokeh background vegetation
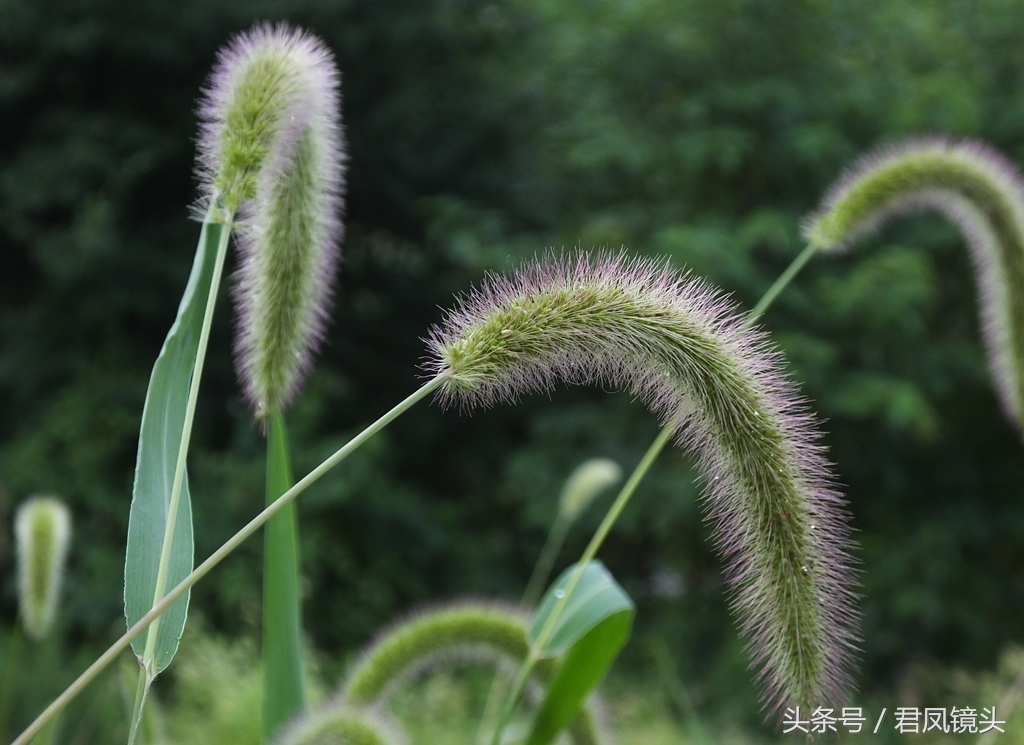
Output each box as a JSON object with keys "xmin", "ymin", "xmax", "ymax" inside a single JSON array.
[{"xmin": 2, "ymin": 0, "xmax": 1024, "ymax": 741}]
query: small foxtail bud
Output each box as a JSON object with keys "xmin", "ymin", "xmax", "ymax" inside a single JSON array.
[
  {"xmin": 803, "ymin": 137, "xmax": 1024, "ymax": 429},
  {"xmin": 425, "ymin": 252, "xmax": 859, "ymax": 715},
  {"xmin": 559, "ymin": 458, "xmax": 622, "ymax": 521},
  {"xmin": 15, "ymin": 496, "xmax": 71, "ymax": 640}
]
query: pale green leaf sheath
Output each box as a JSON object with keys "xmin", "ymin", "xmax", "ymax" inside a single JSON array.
[
  {"xmin": 427, "ymin": 252, "xmax": 859, "ymax": 713},
  {"xmin": 342, "ymin": 602, "xmax": 608, "ymax": 745},
  {"xmin": 804, "ymin": 138, "xmax": 1024, "ymax": 431}
]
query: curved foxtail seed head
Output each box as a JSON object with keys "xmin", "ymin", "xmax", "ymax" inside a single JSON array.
[
  {"xmin": 343, "ymin": 601, "xmax": 533, "ymax": 707},
  {"xmin": 200, "ymin": 24, "xmax": 346, "ymax": 417},
  {"xmin": 15, "ymin": 496, "xmax": 71, "ymax": 640},
  {"xmin": 803, "ymin": 137, "xmax": 1024, "ymax": 429},
  {"xmin": 425, "ymin": 252, "xmax": 859, "ymax": 715},
  {"xmin": 341, "ymin": 601, "xmax": 607, "ymax": 745},
  {"xmin": 271, "ymin": 705, "xmax": 407, "ymax": 745},
  {"xmin": 559, "ymin": 458, "xmax": 622, "ymax": 521}
]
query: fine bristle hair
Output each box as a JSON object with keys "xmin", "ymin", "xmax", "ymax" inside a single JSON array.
[
  {"xmin": 198, "ymin": 23, "xmax": 346, "ymax": 417},
  {"xmin": 271, "ymin": 704, "xmax": 408, "ymax": 745},
  {"xmin": 15, "ymin": 496, "xmax": 72, "ymax": 640},
  {"xmin": 425, "ymin": 251, "xmax": 859, "ymax": 716},
  {"xmin": 803, "ymin": 137, "xmax": 1024, "ymax": 430}
]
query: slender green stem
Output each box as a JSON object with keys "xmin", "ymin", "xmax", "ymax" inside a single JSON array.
[
  {"xmin": 522, "ymin": 515, "xmax": 571, "ymax": 610},
  {"xmin": 125, "ymin": 670, "xmax": 149, "ymax": 745},
  {"xmin": 142, "ymin": 207, "xmax": 234, "ymax": 674},
  {"xmin": 475, "ymin": 514, "xmax": 570, "ymax": 745},
  {"xmin": 649, "ymin": 636, "xmax": 708, "ymax": 742},
  {"xmin": 263, "ymin": 412, "xmax": 306, "ymax": 742},
  {"xmin": 490, "ymin": 241, "xmax": 819, "ymax": 743},
  {"xmin": 745, "ymin": 242, "xmax": 818, "ymax": 326},
  {"xmin": 490, "ymin": 426, "xmax": 672, "ymax": 745},
  {"xmin": 11, "ymin": 376, "xmax": 446, "ymax": 745}
]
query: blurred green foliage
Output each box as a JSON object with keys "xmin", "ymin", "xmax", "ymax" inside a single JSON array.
[{"xmin": 2, "ymin": 0, "xmax": 1024, "ymax": 735}]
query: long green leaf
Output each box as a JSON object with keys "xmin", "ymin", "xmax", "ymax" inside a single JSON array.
[
  {"xmin": 263, "ymin": 412, "xmax": 306, "ymax": 741},
  {"xmin": 527, "ymin": 561, "xmax": 633, "ymax": 658},
  {"xmin": 525, "ymin": 562, "xmax": 634, "ymax": 745},
  {"xmin": 123, "ymin": 218, "xmax": 226, "ymax": 673}
]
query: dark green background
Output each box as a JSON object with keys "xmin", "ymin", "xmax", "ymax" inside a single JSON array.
[{"xmin": 1, "ymin": 0, "xmax": 1023, "ymax": 731}]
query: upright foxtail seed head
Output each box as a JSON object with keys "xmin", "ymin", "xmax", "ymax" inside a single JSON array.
[
  {"xmin": 15, "ymin": 496, "xmax": 71, "ymax": 640},
  {"xmin": 199, "ymin": 23, "xmax": 345, "ymax": 418},
  {"xmin": 803, "ymin": 137, "xmax": 1024, "ymax": 429},
  {"xmin": 272, "ymin": 705, "xmax": 407, "ymax": 745},
  {"xmin": 342, "ymin": 601, "xmax": 606, "ymax": 745},
  {"xmin": 425, "ymin": 252, "xmax": 859, "ymax": 715},
  {"xmin": 559, "ymin": 458, "xmax": 622, "ymax": 521}
]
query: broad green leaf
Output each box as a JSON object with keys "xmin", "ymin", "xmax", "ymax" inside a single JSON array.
[
  {"xmin": 123, "ymin": 219, "xmax": 225, "ymax": 673},
  {"xmin": 527, "ymin": 560, "xmax": 633, "ymax": 657},
  {"xmin": 526, "ymin": 562, "xmax": 634, "ymax": 745}
]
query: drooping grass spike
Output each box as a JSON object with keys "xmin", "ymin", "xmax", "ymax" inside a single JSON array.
[
  {"xmin": 342, "ymin": 602, "xmax": 607, "ymax": 745},
  {"xmin": 272, "ymin": 705, "xmax": 407, "ymax": 745},
  {"xmin": 425, "ymin": 252, "xmax": 859, "ymax": 713},
  {"xmin": 201, "ymin": 23, "xmax": 346, "ymax": 418},
  {"xmin": 16, "ymin": 497, "xmax": 71, "ymax": 640},
  {"xmin": 803, "ymin": 137, "xmax": 1024, "ymax": 430}
]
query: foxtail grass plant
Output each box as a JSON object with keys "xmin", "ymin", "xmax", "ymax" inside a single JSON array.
[
  {"xmin": 211, "ymin": 23, "xmax": 345, "ymax": 742},
  {"xmin": 122, "ymin": 22, "xmax": 344, "ymax": 745},
  {"xmin": 426, "ymin": 252, "xmax": 858, "ymax": 732},
  {"xmin": 803, "ymin": 137, "xmax": 1024, "ymax": 431},
  {"xmin": 0, "ymin": 498, "xmax": 71, "ymax": 742},
  {"xmin": 17, "ymin": 29, "xmax": 900, "ymax": 737}
]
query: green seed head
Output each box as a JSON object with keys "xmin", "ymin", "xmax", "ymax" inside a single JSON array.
[
  {"xmin": 804, "ymin": 137, "xmax": 1024, "ymax": 429},
  {"xmin": 426, "ymin": 252, "xmax": 859, "ymax": 714},
  {"xmin": 199, "ymin": 24, "xmax": 346, "ymax": 418},
  {"xmin": 198, "ymin": 24, "xmax": 339, "ymax": 212},
  {"xmin": 559, "ymin": 458, "xmax": 622, "ymax": 521},
  {"xmin": 15, "ymin": 496, "xmax": 71, "ymax": 640},
  {"xmin": 343, "ymin": 602, "xmax": 533, "ymax": 706},
  {"xmin": 342, "ymin": 602, "xmax": 606, "ymax": 745}
]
